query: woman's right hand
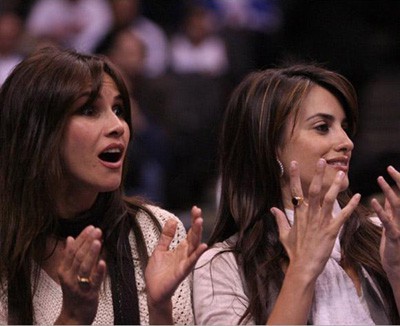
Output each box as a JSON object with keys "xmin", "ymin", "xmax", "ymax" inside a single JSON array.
[
  {"xmin": 272, "ymin": 159, "xmax": 360, "ymax": 278},
  {"xmin": 268, "ymin": 159, "xmax": 360, "ymax": 324},
  {"xmin": 55, "ymin": 226, "xmax": 106, "ymax": 325}
]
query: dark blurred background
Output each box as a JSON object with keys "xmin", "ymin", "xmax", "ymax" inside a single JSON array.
[{"xmin": 1, "ymin": 0, "xmax": 399, "ymax": 236}]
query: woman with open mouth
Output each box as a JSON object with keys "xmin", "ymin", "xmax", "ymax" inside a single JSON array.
[{"xmin": 0, "ymin": 46, "xmax": 207, "ymax": 324}]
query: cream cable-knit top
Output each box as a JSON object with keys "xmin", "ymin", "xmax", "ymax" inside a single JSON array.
[{"xmin": 0, "ymin": 205, "xmax": 194, "ymax": 324}]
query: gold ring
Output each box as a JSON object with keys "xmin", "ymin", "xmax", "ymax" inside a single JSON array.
[
  {"xmin": 77, "ymin": 275, "xmax": 91, "ymax": 285},
  {"xmin": 292, "ymin": 196, "xmax": 304, "ymax": 207}
]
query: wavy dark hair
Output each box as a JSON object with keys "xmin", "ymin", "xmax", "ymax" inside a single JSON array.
[
  {"xmin": 208, "ymin": 64, "xmax": 399, "ymax": 324},
  {"xmin": 0, "ymin": 46, "xmax": 160, "ymax": 323}
]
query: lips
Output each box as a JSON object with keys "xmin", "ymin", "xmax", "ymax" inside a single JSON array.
[
  {"xmin": 326, "ymin": 156, "xmax": 350, "ymax": 169},
  {"xmin": 98, "ymin": 144, "xmax": 124, "ymax": 164}
]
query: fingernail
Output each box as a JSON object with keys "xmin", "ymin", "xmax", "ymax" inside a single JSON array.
[
  {"xmin": 290, "ymin": 161, "xmax": 297, "ymax": 168},
  {"xmin": 270, "ymin": 208, "xmax": 276, "ymax": 215},
  {"xmin": 337, "ymin": 171, "xmax": 344, "ymax": 179},
  {"xmin": 318, "ymin": 158, "xmax": 326, "ymax": 167}
]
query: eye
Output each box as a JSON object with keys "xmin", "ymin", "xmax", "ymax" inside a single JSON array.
[
  {"xmin": 315, "ymin": 123, "xmax": 329, "ymax": 133},
  {"xmin": 113, "ymin": 104, "xmax": 126, "ymax": 118},
  {"xmin": 79, "ymin": 105, "xmax": 97, "ymax": 116}
]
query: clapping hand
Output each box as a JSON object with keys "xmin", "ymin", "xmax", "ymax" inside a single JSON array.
[
  {"xmin": 272, "ymin": 159, "xmax": 360, "ymax": 278},
  {"xmin": 56, "ymin": 226, "xmax": 106, "ymax": 324},
  {"xmin": 371, "ymin": 166, "xmax": 400, "ymax": 278},
  {"xmin": 145, "ymin": 206, "xmax": 208, "ymax": 323}
]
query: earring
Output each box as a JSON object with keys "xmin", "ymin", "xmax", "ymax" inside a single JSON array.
[{"xmin": 276, "ymin": 158, "xmax": 284, "ymax": 177}]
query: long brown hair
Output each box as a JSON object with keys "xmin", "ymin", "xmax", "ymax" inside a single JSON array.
[
  {"xmin": 0, "ymin": 46, "xmax": 160, "ymax": 323},
  {"xmin": 209, "ymin": 64, "xmax": 399, "ymax": 324}
]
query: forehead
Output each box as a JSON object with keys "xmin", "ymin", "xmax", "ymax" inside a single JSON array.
[
  {"xmin": 298, "ymin": 85, "xmax": 346, "ymax": 119},
  {"xmin": 101, "ymin": 74, "xmax": 119, "ymax": 92}
]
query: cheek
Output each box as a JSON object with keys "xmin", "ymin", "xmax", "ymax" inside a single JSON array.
[
  {"xmin": 62, "ymin": 124, "xmax": 93, "ymax": 161},
  {"xmin": 124, "ymin": 123, "xmax": 131, "ymax": 144}
]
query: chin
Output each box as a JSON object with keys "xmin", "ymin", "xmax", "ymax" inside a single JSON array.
[
  {"xmin": 98, "ymin": 179, "xmax": 122, "ymax": 192},
  {"xmin": 339, "ymin": 178, "xmax": 350, "ymax": 193}
]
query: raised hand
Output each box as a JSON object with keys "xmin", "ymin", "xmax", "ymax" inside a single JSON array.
[
  {"xmin": 145, "ymin": 206, "xmax": 208, "ymax": 323},
  {"xmin": 56, "ymin": 226, "xmax": 106, "ymax": 325},
  {"xmin": 268, "ymin": 159, "xmax": 360, "ymax": 324},
  {"xmin": 272, "ymin": 159, "xmax": 360, "ymax": 278},
  {"xmin": 371, "ymin": 166, "xmax": 400, "ymax": 278}
]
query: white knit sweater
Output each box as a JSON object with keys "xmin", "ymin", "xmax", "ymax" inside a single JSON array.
[{"xmin": 0, "ymin": 205, "xmax": 194, "ymax": 324}]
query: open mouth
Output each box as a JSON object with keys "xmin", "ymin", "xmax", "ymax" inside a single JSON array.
[{"xmin": 99, "ymin": 148, "xmax": 123, "ymax": 163}]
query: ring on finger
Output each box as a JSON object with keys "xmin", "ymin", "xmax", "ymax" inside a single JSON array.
[
  {"xmin": 77, "ymin": 275, "xmax": 91, "ymax": 285},
  {"xmin": 292, "ymin": 196, "xmax": 304, "ymax": 208}
]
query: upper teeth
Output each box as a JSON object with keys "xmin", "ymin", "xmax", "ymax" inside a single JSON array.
[
  {"xmin": 104, "ymin": 148, "xmax": 121, "ymax": 153},
  {"xmin": 329, "ymin": 161, "xmax": 346, "ymax": 166}
]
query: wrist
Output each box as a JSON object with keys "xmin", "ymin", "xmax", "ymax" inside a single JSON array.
[
  {"xmin": 286, "ymin": 262, "xmax": 321, "ymax": 285},
  {"xmin": 54, "ymin": 313, "xmax": 79, "ymax": 325},
  {"xmin": 148, "ymin": 298, "xmax": 173, "ymax": 325}
]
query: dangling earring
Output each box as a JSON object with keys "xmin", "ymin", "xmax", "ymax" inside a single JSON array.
[{"xmin": 276, "ymin": 158, "xmax": 284, "ymax": 177}]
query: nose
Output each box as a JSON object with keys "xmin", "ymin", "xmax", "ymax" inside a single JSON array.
[
  {"xmin": 334, "ymin": 128, "xmax": 354, "ymax": 153},
  {"xmin": 105, "ymin": 111, "xmax": 125, "ymax": 138}
]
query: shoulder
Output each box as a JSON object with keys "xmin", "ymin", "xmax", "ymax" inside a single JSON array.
[
  {"xmin": 136, "ymin": 204, "xmax": 184, "ymax": 231},
  {"xmin": 134, "ymin": 204, "xmax": 187, "ymax": 249},
  {"xmin": 195, "ymin": 235, "xmax": 238, "ymax": 271}
]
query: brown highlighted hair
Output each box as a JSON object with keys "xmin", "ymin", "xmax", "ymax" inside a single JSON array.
[
  {"xmin": 0, "ymin": 46, "xmax": 159, "ymax": 323},
  {"xmin": 209, "ymin": 64, "xmax": 399, "ymax": 324}
]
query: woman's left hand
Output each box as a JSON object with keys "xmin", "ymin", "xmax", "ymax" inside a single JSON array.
[
  {"xmin": 371, "ymin": 165, "xmax": 400, "ymax": 278},
  {"xmin": 145, "ymin": 206, "xmax": 208, "ymax": 322}
]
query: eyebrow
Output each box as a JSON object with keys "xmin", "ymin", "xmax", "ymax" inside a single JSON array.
[{"xmin": 305, "ymin": 113, "xmax": 347, "ymax": 123}]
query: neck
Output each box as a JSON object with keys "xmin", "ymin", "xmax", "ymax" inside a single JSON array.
[{"xmin": 56, "ymin": 187, "xmax": 98, "ymax": 219}]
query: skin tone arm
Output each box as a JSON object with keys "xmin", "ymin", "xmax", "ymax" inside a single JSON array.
[
  {"xmin": 54, "ymin": 207, "xmax": 207, "ymax": 325},
  {"xmin": 269, "ymin": 159, "xmax": 361, "ymax": 325},
  {"xmin": 371, "ymin": 165, "xmax": 400, "ymax": 313}
]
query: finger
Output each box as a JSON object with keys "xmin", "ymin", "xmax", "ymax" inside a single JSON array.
[
  {"xmin": 72, "ymin": 228, "xmax": 102, "ymax": 275},
  {"xmin": 387, "ymin": 165, "xmax": 400, "ymax": 189},
  {"xmin": 371, "ymin": 197, "xmax": 391, "ymax": 229},
  {"xmin": 289, "ymin": 161, "xmax": 304, "ymax": 203},
  {"xmin": 90, "ymin": 259, "xmax": 107, "ymax": 290},
  {"xmin": 156, "ymin": 219, "xmax": 178, "ymax": 251},
  {"xmin": 289, "ymin": 161, "xmax": 307, "ymax": 226},
  {"xmin": 271, "ymin": 207, "xmax": 291, "ymax": 241},
  {"xmin": 334, "ymin": 193, "xmax": 361, "ymax": 228},
  {"xmin": 320, "ymin": 170, "xmax": 346, "ymax": 220},
  {"xmin": 74, "ymin": 225, "xmax": 96, "ymax": 250},
  {"xmin": 187, "ymin": 216, "xmax": 204, "ymax": 255},
  {"xmin": 377, "ymin": 176, "xmax": 400, "ymax": 214},
  {"xmin": 59, "ymin": 236, "xmax": 76, "ymax": 275},
  {"xmin": 307, "ymin": 159, "xmax": 326, "ymax": 220},
  {"xmin": 178, "ymin": 243, "xmax": 208, "ymax": 278},
  {"xmin": 191, "ymin": 205, "xmax": 202, "ymax": 224},
  {"xmin": 78, "ymin": 237, "xmax": 103, "ymax": 280}
]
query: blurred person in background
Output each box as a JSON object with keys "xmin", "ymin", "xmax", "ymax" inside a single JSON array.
[
  {"xmin": 96, "ymin": 0, "xmax": 169, "ymax": 78},
  {"xmin": 169, "ymin": 3, "xmax": 229, "ymax": 76},
  {"xmin": 26, "ymin": 0, "xmax": 113, "ymax": 54},
  {"xmin": 0, "ymin": 11, "xmax": 25, "ymax": 86},
  {"xmin": 162, "ymin": 1, "xmax": 229, "ymax": 213}
]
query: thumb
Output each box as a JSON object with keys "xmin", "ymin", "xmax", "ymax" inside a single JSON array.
[{"xmin": 271, "ymin": 207, "xmax": 290, "ymax": 242}]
